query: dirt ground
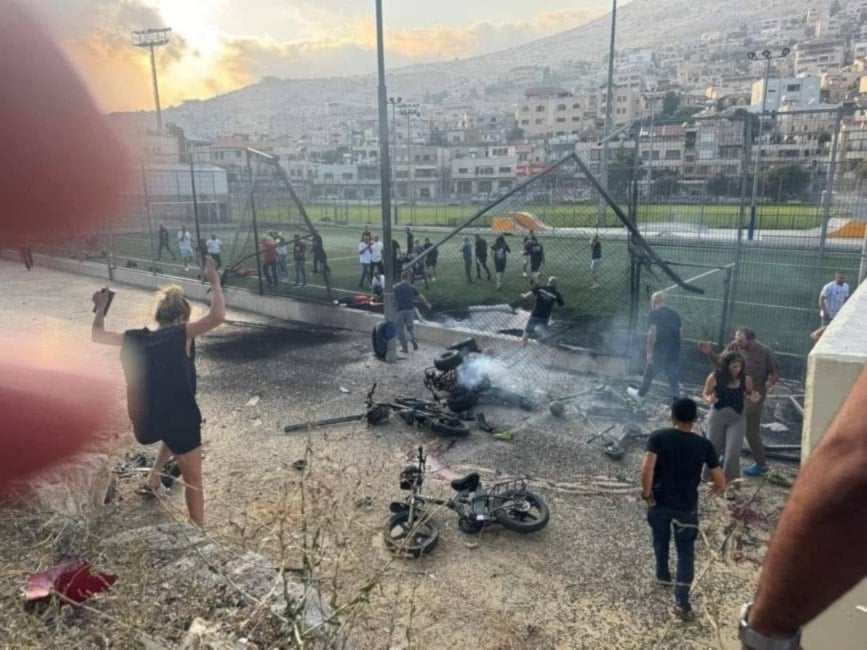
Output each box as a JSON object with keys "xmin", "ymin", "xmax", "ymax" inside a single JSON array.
[{"xmin": 0, "ymin": 260, "xmax": 799, "ymax": 649}]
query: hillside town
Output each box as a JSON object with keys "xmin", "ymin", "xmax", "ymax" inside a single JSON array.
[{"xmin": 109, "ymin": 1, "xmax": 867, "ymax": 210}]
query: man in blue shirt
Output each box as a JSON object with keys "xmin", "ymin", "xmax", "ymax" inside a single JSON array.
[{"xmin": 393, "ymin": 270, "xmax": 431, "ymax": 353}]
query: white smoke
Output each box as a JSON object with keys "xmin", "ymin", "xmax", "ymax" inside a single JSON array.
[{"xmin": 457, "ymin": 354, "xmax": 511, "ymax": 390}]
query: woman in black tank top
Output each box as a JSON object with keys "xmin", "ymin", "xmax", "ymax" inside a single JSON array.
[
  {"xmin": 702, "ymin": 351, "xmax": 760, "ymax": 484},
  {"xmin": 92, "ymin": 256, "xmax": 226, "ymax": 527}
]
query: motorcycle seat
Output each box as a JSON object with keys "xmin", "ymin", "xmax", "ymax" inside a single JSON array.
[{"xmin": 450, "ymin": 472, "xmax": 480, "ymax": 492}]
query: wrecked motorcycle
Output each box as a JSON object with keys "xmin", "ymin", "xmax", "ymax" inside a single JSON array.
[{"xmin": 384, "ymin": 446, "xmax": 550, "ymax": 557}]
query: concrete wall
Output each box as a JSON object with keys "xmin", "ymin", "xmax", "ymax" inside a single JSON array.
[
  {"xmin": 2, "ymin": 249, "xmax": 625, "ymax": 378},
  {"xmin": 801, "ymin": 280, "xmax": 867, "ymax": 645}
]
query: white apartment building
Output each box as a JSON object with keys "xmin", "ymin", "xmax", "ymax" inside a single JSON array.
[
  {"xmin": 794, "ymin": 39, "xmax": 846, "ymax": 76},
  {"xmin": 450, "ymin": 146, "xmax": 518, "ymax": 198},
  {"xmin": 516, "ymin": 88, "xmax": 587, "ymax": 139},
  {"xmin": 751, "ymin": 76, "xmax": 822, "ymax": 111}
]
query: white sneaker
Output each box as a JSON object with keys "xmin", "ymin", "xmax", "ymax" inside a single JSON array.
[{"xmin": 627, "ymin": 387, "xmax": 643, "ymax": 401}]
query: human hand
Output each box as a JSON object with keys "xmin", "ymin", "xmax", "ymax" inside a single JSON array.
[
  {"xmin": 697, "ymin": 341, "xmax": 714, "ymax": 356},
  {"xmin": 705, "ymin": 393, "xmax": 718, "ymax": 405},
  {"xmin": 203, "ymin": 256, "xmax": 219, "ymax": 284},
  {"xmin": 748, "ymin": 391, "xmax": 762, "ymax": 404},
  {"xmin": 92, "ymin": 288, "xmax": 110, "ymax": 313},
  {"xmin": 764, "ymin": 380, "xmax": 776, "ymax": 395},
  {"xmin": 641, "ymin": 492, "xmax": 655, "ymax": 506}
]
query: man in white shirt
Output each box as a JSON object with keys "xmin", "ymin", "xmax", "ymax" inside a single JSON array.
[
  {"xmin": 819, "ymin": 271, "xmax": 850, "ymax": 325},
  {"xmin": 205, "ymin": 234, "xmax": 222, "ymax": 269},
  {"xmin": 370, "ymin": 234, "xmax": 384, "ymax": 276},
  {"xmin": 358, "ymin": 233, "xmax": 373, "ymax": 288}
]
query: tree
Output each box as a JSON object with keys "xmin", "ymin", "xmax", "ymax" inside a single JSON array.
[
  {"xmin": 763, "ymin": 164, "xmax": 811, "ymax": 200},
  {"xmin": 803, "ymin": 25, "xmax": 815, "ymax": 39},
  {"xmin": 662, "ymin": 92, "xmax": 680, "ymax": 117},
  {"xmin": 506, "ymin": 127, "xmax": 525, "ymax": 143},
  {"xmin": 707, "ymin": 174, "xmax": 736, "ymax": 197},
  {"xmin": 652, "ymin": 172, "xmax": 680, "ymax": 198},
  {"xmin": 830, "ymin": 0, "xmax": 841, "ymax": 18},
  {"xmin": 607, "ymin": 147, "xmax": 637, "ymax": 202}
]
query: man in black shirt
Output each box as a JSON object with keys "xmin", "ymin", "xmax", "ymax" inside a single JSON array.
[
  {"xmin": 157, "ymin": 222, "xmax": 176, "ymax": 260},
  {"xmin": 524, "ymin": 236, "xmax": 545, "ymax": 285},
  {"xmin": 474, "ymin": 233, "xmax": 491, "ymax": 280},
  {"xmin": 405, "ymin": 227, "xmax": 414, "ymax": 254},
  {"xmin": 520, "ymin": 277, "xmax": 564, "ymax": 346},
  {"xmin": 629, "ymin": 291, "xmax": 682, "ymax": 403},
  {"xmin": 641, "ymin": 398, "xmax": 726, "ymax": 620}
]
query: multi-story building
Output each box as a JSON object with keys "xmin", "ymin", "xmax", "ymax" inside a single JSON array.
[
  {"xmin": 597, "ymin": 85, "xmax": 644, "ymax": 125},
  {"xmin": 450, "ymin": 145, "xmax": 518, "ymax": 199},
  {"xmin": 751, "ymin": 76, "xmax": 822, "ymax": 111},
  {"xmin": 516, "ymin": 87, "xmax": 587, "ymax": 139},
  {"xmin": 794, "ymin": 39, "xmax": 847, "ymax": 76},
  {"xmin": 509, "ymin": 65, "xmax": 546, "ymax": 86}
]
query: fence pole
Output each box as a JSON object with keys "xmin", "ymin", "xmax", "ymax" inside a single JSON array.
[
  {"xmin": 245, "ymin": 151, "xmax": 265, "ymax": 296},
  {"xmin": 859, "ymin": 222, "xmax": 867, "ymax": 284},
  {"xmin": 141, "ymin": 163, "xmax": 157, "ymax": 274},
  {"xmin": 819, "ymin": 106, "xmax": 843, "ymax": 254},
  {"xmin": 190, "ymin": 159, "xmax": 202, "ymax": 261},
  {"xmin": 718, "ymin": 263, "xmax": 735, "ymax": 347}
]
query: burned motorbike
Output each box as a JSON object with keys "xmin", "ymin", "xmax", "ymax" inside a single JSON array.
[
  {"xmin": 384, "ymin": 446, "xmax": 550, "ymax": 557},
  {"xmin": 425, "ymin": 339, "xmax": 537, "ymax": 413}
]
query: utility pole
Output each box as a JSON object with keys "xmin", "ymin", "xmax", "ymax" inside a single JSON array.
[
  {"xmin": 389, "ymin": 96, "xmax": 402, "ymax": 223},
  {"xmin": 375, "ymin": 0, "xmax": 397, "ymax": 362},
  {"xmin": 746, "ymin": 47, "xmax": 790, "ymax": 241},
  {"xmin": 400, "ymin": 103, "xmax": 419, "ymax": 206},
  {"xmin": 598, "ymin": 0, "xmax": 617, "ymax": 227},
  {"xmin": 132, "ymin": 28, "xmax": 171, "ymax": 133}
]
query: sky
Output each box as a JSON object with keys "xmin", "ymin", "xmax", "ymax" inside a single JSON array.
[{"xmin": 29, "ymin": 0, "xmax": 622, "ymax": 112}]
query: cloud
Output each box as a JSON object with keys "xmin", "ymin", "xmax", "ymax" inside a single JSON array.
[{"xmin": 27, "ymin": 2, "xmax": 608, "ymax": 111}]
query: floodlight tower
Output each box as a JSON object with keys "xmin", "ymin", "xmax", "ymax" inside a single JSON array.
[{"xmin": 132, "ymin": 28, "xmax": 172, "ymax": 132}]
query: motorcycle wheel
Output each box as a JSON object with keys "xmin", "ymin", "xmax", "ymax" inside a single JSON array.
[
  {"xmin": 494, "ymin": 489, "xmax": 550, "ymax": 533},
  {"xmin": 431, "ymin": 416, "xmax": 470, "ymax": 438},
  {"xmin": 458, "ymin": 517, "xmax": 485, "ymax": 534},
  {"xmin": 383, "ymin": 510, "xmax": 439, "ymax": 557},
  {"xmin": 433, "ymin": 350, "xmax": 463, "ymax": 371}
]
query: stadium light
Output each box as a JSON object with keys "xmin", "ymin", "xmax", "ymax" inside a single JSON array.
[
  {"xmin": 132, "ymin": 28, "xmax": 171, "ymax": 132},
  {"xmin": 746, "ymin": 47, "xmax": 791, "ymax": 241}
]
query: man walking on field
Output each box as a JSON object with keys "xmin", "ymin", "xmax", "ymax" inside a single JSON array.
[
  {"xmin": 629, "ymin": 292, "xmax": 682, "ymax": 403},
  {"xmin": 698, "ymin": 328, "xmax": 779, "ymax": 477}
]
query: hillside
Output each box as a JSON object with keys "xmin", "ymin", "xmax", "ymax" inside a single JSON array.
[{"xmin": 154, "ymin": 0, "xmax": 818, "ymax": 136}]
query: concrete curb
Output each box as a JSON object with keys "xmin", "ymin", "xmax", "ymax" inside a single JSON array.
[{"xmin": 1, "ymin": 248, "xmax": 624, "ymax": 376}]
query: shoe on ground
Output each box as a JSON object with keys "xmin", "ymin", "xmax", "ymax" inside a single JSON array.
[
  {"xmin": 672, "ymin": 605, "xmax": 697, "ymax": 622},
  {"xmin": 400, "ymin": 347, "xmax": 409, "ymax": 354},
  {"xmin": 627, "ymin": 387, "xmax": 643, "ymax": 400},
  {"xmin": 412, "ymin": 341, "xmax": 419, "ymax": 351},
  {"xmin": 742, "ymin": 463, "xmax": 769, "ymax": 477},
  {"xmin": 655, "ymin": 575, "xmax": 673, "ymax": 588}
]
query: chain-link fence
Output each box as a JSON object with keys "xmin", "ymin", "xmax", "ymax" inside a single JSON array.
[{"xmin": 25, "ymin": 110, "xmax": 866, "ymax": 385}]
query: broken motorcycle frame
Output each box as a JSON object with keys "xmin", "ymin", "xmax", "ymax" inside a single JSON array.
[{"xmin": 384, "ymin": 446, "xmax": 550, "ymax": 557}]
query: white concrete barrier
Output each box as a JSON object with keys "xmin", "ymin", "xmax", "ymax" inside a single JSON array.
[{"xmin": 801, "ymin": 279, "xmax": 867, "ymax": 645}]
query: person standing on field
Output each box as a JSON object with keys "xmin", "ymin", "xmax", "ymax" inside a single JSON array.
[
  {"xmin": 818, "ymin": 271, "xmax": 850, "ymax": 326},
  {"xmin": 91, "ymin": 256, "xmax": 226, "ymax": 528},
  {"xmin": 491, "ymin": 235, "xmax": 511, "ymax": 291},
  {"xmin": 629, "ymin": 292, "xmax": 682, "ymax": 403},
  {"xmin": 157, "ymin": 223, "xmax": 176, "ymax": 260},
  {"xmin": 524, "ymin": 236, "xmax": 545, "ymax": 285},
  {"xmin": 292, "ymin": 234, "xmax": 307, "ymax": 287},
  {"xmin": 394, "ymin": 269, "xmax": 431, "ymax": 353},
  {"xmin": 178, "ymin": 227, "xmax": 193, "ymax": 271},
  {"xmin": 590, "ymin": 234, "xmax": 602, "ymax": 289},
  {"xmin": 698, "ymin": 328, "xmax": 780, "ymax": 477},
  {"xmin": 358, "ymin": 232, "xmax": 373, "ymax": 288},
  {"xmin": 422, "ymin": 237, "xmax": 438, "ymax": 285},
  {"xmin": 641, "ymin": 398, "xmax": 726, "ymax": 621},
  {"xmin": 461, "ymin": 236, "xmax": 473, "ymax": 283},
  {"xmin": 474, "ymin": 233, "xmax": 491, "ymax": 281},
  {"xmin": 205, "ymin": 234, "xmax": 222, "ymax": 270}
]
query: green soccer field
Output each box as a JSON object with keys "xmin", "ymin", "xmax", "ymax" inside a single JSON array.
[{"xmin": 99, "ymin": 221, "xmax": 862, "ymax": 362}]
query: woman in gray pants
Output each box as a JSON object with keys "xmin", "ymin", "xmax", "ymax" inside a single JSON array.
[{"xmin": 702, "ymin": 351, "xmax": 760, "ymax": 485}]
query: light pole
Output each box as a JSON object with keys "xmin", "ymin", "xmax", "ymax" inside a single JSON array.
[
  {"xmin": 388, "ymin": 96, "xmax": 401, "ymax": 222},
  {"xmin": 376, "ymin": 0, "xmax": 397, "ymax": 362},
  {"xmin": 132, "ymin": 28, "xmax": 171, "ymax": 133},
  {"xmin": 642, "ymin": 93, "xmax": 654, "ymax": 200},
  {"xmin": 746, "ymin": 47, "xmax": 790, "ymax": 241},
  {"xmin": 598, "ymin": 0, "xmax": 617, "ymax": 227},
  {"xmin": 399, "ymin": 103, "xmax": 419, "ymax": 205}
]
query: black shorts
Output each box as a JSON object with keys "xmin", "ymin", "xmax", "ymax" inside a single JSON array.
[
  {"xmin": 494, "ymin": 259, "xmax": 506, "ymax": 273},
  {"xmin": 134, "ymin": 421, "xmax": 202, "ymax": 455},
  {"xmin": 530, "ymin": 261, "xmax": 543, "ymax": 273}
]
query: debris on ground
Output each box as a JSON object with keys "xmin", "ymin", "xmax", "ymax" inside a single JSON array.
[
  {"xmin": 339, "ymin": 386, "xmax": 350, "ymax": 393},
  {"xmin": 245, "ymin": 395, "xmax": 260, "ymax": 407},
  {"xmin": 761, "ymin": 422, "xmax": 789, "ymax": 433},
  {"xmin": 24, "ymin": 557, "xmax": 117, "ymax": 604}
]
